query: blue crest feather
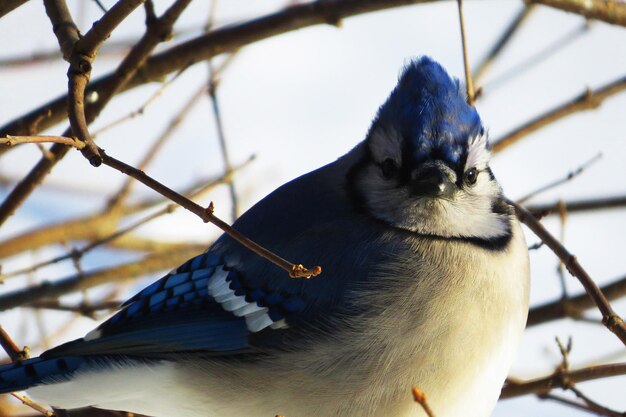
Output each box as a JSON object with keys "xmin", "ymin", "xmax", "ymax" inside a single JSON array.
[{"xmin": 375, "ymin": 57, "xmax": 482, "ymax": 168}]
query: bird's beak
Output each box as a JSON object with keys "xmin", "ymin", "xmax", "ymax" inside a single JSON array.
[{"xmin": 410, "ymin": 166, "xmax": 456, "ymax": 199}]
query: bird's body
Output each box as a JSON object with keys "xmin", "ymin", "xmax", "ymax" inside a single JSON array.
[{"xmin": 1, "ymin": 57, "xmax": 529, "ymax": 417}]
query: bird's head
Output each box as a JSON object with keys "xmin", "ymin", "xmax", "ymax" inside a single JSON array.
[{"xmin": 347, "ymin": 57, "xmax": 511, "ymax": 243}]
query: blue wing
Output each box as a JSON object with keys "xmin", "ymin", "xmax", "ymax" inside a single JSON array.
[{"xmin": 45, "ymin": 161, "xmax": 392, "ymax": 359}]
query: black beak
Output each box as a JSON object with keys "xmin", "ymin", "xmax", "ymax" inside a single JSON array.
[{"xmin": 410, "ymin": 166, "xmax": 456, "ymax": 198}]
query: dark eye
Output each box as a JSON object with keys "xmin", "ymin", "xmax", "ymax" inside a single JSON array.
[
  {"xmin": 380, "ymin": 158, "xmax": 399, "ymax": 179},
  {"xmin": 465, "ymin": 167, "xmax": 478, "ymax": 185}
]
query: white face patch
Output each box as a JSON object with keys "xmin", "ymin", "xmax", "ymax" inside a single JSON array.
[
  {"xmin": 356, "ymin": 130, "xmax": 510, "ymax": 241},
  {"xmin": 465, "ymin": 133, "xmax": 490, "ymax": 172},
  {"xmin": 368, "ymin": 126, "xmax": 402, "ymax": 165}
]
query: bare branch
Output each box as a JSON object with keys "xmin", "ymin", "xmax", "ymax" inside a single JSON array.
[
  {"xmin": 516, "ymin": 153, "xmax": 601, "ymax": 204},
  {"xmin": 9, "ymin": 394, "xmax": 53, "ymax": 417},
  {"xmin": 474, "ymin": 5, "xmax": 535, "ymax": 84},
  {"xmin": 0, "ymin": 135, "xmax": 84, "ymax": 148},
  {"xmin": 528, "ymin": 0, "xmax": 626, "ymax": 27},
  {"xmin": 0, "ymin": 247, "xmax": 201, "ymax": 311},
  {"xmin": 511, "ymin": 200, "xmax": 626, "ymax": 345},
  {"xmin": 527, "ymin": 195, "xmax": 626, "ymax": 216},
  {"xmin": 412, "ymin": 387, "xmax": 436, "ymax": 417},
  {"xmin": 0, "ymin": 0, "xmax": 30, "ymax": 18},
  {"xmin": 491, "ymin": 75, "xmax": 626, "ymax": 153},
  {"xmin": 0, "ymin": 0, "xmax": 192, "ymax": 227},
  {"xmin": 501, "ymin": 362, "xmax": 626, "ymax": 398},
  {"xmin": 528, "ymin": 274, "xmax": 626, "ymax": 326},
  {"xmin": 100, "ymin": 151, "xmax": 322, "ymax": 279},
  {"xmin": 0, "ymin": 325, "xmax": 28, "ymax": 361},
  {"xmin": 456, "ymin": 0, "xmax": 475, "ymax": 105},
  {"xmin": 0, "ymin": 0, "xmax": 442, "ymax": 141}
]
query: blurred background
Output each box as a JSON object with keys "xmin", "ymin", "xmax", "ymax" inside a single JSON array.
[{"xmin": 0, "ymin": 0, "xmax": 625, "ymax": 416}]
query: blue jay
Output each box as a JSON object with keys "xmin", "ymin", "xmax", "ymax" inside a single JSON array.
[{"xmin": 0, "ymin": 57, "xmax": 529, "ymax": 417}]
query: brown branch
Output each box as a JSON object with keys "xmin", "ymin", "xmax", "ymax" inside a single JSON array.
[
  {"xmin": 0, "ymin": 0, "xmax": 30, "ymax": 18},
  {"xmin": 0, "ymin": 158, "xmax": 252, "ymax": 279},
  {"xmin": 9, "ymin": 394, "xmax": 53, "ymax": 417},
  {"xmin": 0, "ymin": 247, "xmax": 200, "ymax": 311},
  {"xmin": 527, "ymin": 195, "xmax": 626, "ymax": 216},
  {"xmin": 517, "ymin": 153, "xmax": 601, "ymax": 204},
  {"xmin": 412, "ymin": 387, "xmax": 436, "ymax": 417},
  {"xmin": 43, "ymin": 0, "xmax": 80, "ymax": 61},
  {"xmin": 528, "ymin": 0, "xmax": 626, "ymax": 27},
  {"xmin": 0, "ymin": 325, "xmax": 28, "ymax": 361},
  {"xmin": 568, "ymin": 386, "xmax": 626, "ymax": 417},
  {"xmin": 0, "ymin": 0, "xmax": 441, "ymax": 142},
  {"xmin": 473, "ymin": 4, "xmax": 535, "ymax": 84},
  {"xmin": 528, "ymin": 274, "xmax": 626, "ymax": 326},
  {"xmin": 511, "ymin": 200, "xmax": 626, "ymax": 345},
  {"xmin": 501, "ymin": 362, "xmax": 626, "ymax": 398},
  {"xmin": 67, "ymin": 0, "xmax": 146, "ymax": 166},
  {"xmin": 100, "ymin": 151, "xmax": 322, "ymax": 279},
  {"xmin": 456, "ymin": 0, "xmax": 474, "ymax": 105},
  {"xmin": 106, "ymin": 83, "xmax": 206, "ymax": 211},
  {"xmin": 0, "ymin": 135, "xmax": 84, "ymax": 148},
  {"xmin": 491, "ymin": 75, "xmax": 626, "ymax": 153},
  {"xmin": 0, "ymin": 0, "xmax": 191, "ymax": 227}
]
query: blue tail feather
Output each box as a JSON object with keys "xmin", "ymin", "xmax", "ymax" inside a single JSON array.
[{"xmin": 0, "ymin": 356, "xmax": 85, "ymax": 393}]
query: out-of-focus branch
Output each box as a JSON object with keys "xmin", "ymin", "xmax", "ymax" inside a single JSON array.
[
  {"xmin": 0, "ymin": 0, "xmax": 191, "ymax": 227},
  {"xmin": 0, "ymin": 0, "xmax": 30, "ymax": 18},
  {"xmin": 528, "ymin": 0, "xmax": 626, "ymax": 27},
  {"xmin": 101, "ymin": 151, "xmax": 322, "ymax": 279},
  {"xmin": 106, "ymin": 83, "xmax": 206, "ymax": 211},
  {"xmin": 0, "ymin": 325, "xmax": 28, "ymax": 361},
  {"xmin": 474, "ymin": 5, "xmax": 535, "ymax": 84},
  {"xmin": 0, "ymin": 0, "xmax": 442, "ymax": 141},
  {"xmin": 528, "ymin": 274, "xmax": 626, "ymax": 326},
  {"xmin": 491, "ymin": 75, "xmax": 626, "ymax": 153},
  {"xmin": 511, "ymin": 200, "xmax": 626, "ymax": 345},
  {"xmin": 516, "ymin": 153, "xmax": 601, "ymax": 204},
  {"xmin": 0, "ymin": 155, "xmax": 253, "ymax": 270},
  {"xmin": 0, "ymin": 247, "xmax": 200, "ymax": 311},
  {"xmin": 501, "ymin": 362, "xmax": 626, "ymax": 398},
  {"xmin": 456, "ymin": 0, "xmax": 475, "ymax": 105},
  {"xmin": 527, "ymin": 195, "xmax": 626, "ymax": 216}
]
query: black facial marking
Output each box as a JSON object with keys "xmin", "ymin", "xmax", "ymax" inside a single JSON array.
[
  {"xmin": 345, "ymin": 151, "xmax": 372, "ymax": 213},
  {"xmin": 380, "ymin": 158, "xmax": 399, "ymax": 179}
]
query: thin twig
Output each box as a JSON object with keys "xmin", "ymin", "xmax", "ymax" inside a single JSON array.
[
  {"xmin": 0, "ymin": 0, "xmax": 443, "ymax": 141},
  {"xmin": 0, "ymin": 135, "xmax": 85, "ymax": 148},
  {"xmin": 484, "ymin": 21, "xmax": 590, "ymax": 95},
  {"xmin": 0, "ymin": 156, "xmax": 254, "ymax": 280},
  {"xmin": 527, "ymin": 195, "xmax": 626, "ymax": 216},
  {"xmin": 100, "ymin": 151, "xmax": 322, "ymax": 279},
  {"xmin": 491, "ymin": 75, "xmax": 626, "ymax": 153},
  {"xmin": 511, "ymin": 200, "xmax": 626, "ymax": 345},
  {"xmin": 92, "ymin": 68, "xmax": 188, "ymax": 137},
  {"xmin": 456, "ymin": 0, "xmax": 474, "ymax": 105},
  {"xmin": 9, "ymin": 394, "xmax": 54, "ymax": 417},
  {"xmin": 516, "ymin": 153, "xmax": 601, "ymax": 204},
  {"xmin": 501, "ymin": 362, "xmax": 626, "ymax": 398},
  {"xmin": 0, "ymin": 0, "xmax": 192, "ymax": 227},
  {"xmin": 528, "ymin": 273, "xmax": 626, "ymax": 326},
  {"xmin": 0, "ymin": 325, "xmax": 28, "ymax": 361},
  {"xmin": 473, "ymin": 4, "xmax": 535, "ymax": 84},
  {"xmin": 0, "ymin": 248, "xmax": 201, "ymax": 311},
  {"xmin": 105, "ymin": 83, "xmax": 206, "ymax": 211},
  {"xmin": 568, "ymin": 386, "xmax": 626, "ymax": 417},
  {"xmin": 528, "ymin": 0, "xmax": 626, "ymax": 27},
  {"xmin": 412, "ymin": 387, "xmax": 436, "ymax": 417},
  {"xmin": 539, "ymin": 393, "xmax": 624, "ymax": 417}
]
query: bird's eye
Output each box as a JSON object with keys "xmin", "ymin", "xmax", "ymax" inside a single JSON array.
[
  {"xmin": 464, "ymin": 167, "xmax": 478, "ymax": 185},
  {"xmin": 380, "ymin": 158, "xmax": 399, "ymax": 179}
]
